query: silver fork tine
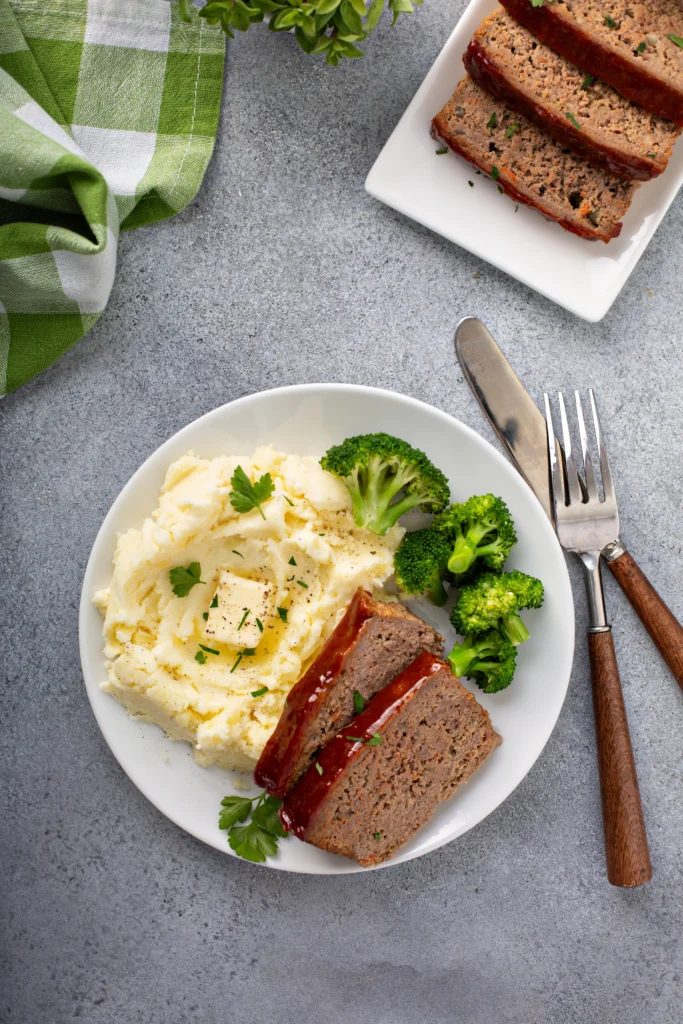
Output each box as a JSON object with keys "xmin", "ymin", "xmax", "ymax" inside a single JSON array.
[
  {"xmin": 543, "ymin": 393, "xmax": 565, "ymax": 508},
  {"xmin": 590, "ymin": 389, "xmax": 615, "ymax": 503},
  {"xmin": 575, "ymin": 390, "xmax": 599, "ymax": 502},
  {"xmin": 558, "ymin": 391, "xmax": 583, "ymax": 505}
]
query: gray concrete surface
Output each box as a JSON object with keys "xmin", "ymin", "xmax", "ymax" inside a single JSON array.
[{"xmin": 2, "ymin": 5, "xmax": 683, "ymax": 1022}]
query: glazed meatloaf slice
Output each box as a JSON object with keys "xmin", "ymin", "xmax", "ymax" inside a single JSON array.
[
  {"xmin": 254, "ymin": 590, "xmax": 444, "ymax": 798},
  {"xmin": 500, "ymin": 0, "xmax": 683, "ymax": 125},
  {"xmin": 465, "ymin": 8, "xmax": 680, "ymax": 181},
  {"xmin": 431, "ymin": 75, "xmax": 637, "ymax": 241},
  {"xmin": 280, "ymin": 650, "xmax": 501, "ymax": 866}
]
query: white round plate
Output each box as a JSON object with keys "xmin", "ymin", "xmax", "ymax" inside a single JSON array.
[{"xmin": 80, "ymin": 384, "xmax": 574, "ymax": 874}]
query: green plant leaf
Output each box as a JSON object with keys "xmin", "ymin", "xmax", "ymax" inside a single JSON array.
[
  {"xmin": 169, "ymin": 562, "xmax": 205, "ymax": 597},
  {"xmin": 178, "ymin": 0, "xmax": 194, "ymax": 23},
  {"xmin": 229, "ymin": 465, "xmax": 274, "ymax": 518},
  {"xmin": 218, "ymin": 796, "xmax": 253, "ymax": 830},
  {"xmin": 340, "ymin": 0, "xmax": 363, "ymax": 32},
  {"xmin": 228, "ymin": 822, "xmax": 279, "ymax": 863},
  {"xmin": 348, "ymin": 0, "xmax": 367, "ymax": 15},
  {"xmin": 311, "ymin": 32, "xmax": 333, "ymax": 51},
  {"xmin": 295, "ymin": 24, "xmax": 316, "ymax": 50},
  {"xmin": 365, "ymin": 0, "xmax": 385, "ymax": 30},
  {"xmin": 251, "ymin": 795, "xmax": 289, "ymax": 838}
]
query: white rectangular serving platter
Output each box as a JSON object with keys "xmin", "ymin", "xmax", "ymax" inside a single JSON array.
[{"xmin": 365, "ymin": 0, "xmax": 683, "ymax": 321}]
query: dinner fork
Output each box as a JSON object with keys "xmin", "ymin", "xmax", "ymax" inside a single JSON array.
[{"xmin": 545, "ymin": 390, "xmax": 652, "ymax": 888}]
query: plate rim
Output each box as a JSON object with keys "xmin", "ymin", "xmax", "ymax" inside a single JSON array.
[{"xmin": 79, "ymin": 381, "xmax": 576, "ymax": 874}]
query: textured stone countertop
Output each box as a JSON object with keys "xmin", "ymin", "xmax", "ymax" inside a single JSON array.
[{"xmin": 2, "ymin": 7, "xmax": 682, "ymax": 1023}]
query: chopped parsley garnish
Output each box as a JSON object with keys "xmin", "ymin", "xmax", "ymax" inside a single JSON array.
[
  {"xmin": 587, "ymin": 208, "xmax": 601, "ymax": 226},
  {"xmin": 199, "ymin": 644, "xmax": 219, "ymax": 655},
  {"xmin": 647, "ymin": 153, "xmax": 656, "ymax": 159},
  {"xmin": 277, "ymin": 607, "xmax": 288, "ymax": 623},
  {"xmin": 353, "ymin": 690, "xmax": 366, "ymax": 714},
  {"xmin": 232, "ymin": 549, "xmax": 244, "ymax": 559},
  {"xmin": 668, "ymin": 34, "xmax": 683, "ymax": 48},
  {"xmin": 373, "ymin": 832, "xmax": 381, "ymax": 840},
  {"xmin": 315, "ymin": 762, "xmax": 323, "ymax": 776},
  {"xmin": 256, "ymin": 618, "xmax": 264, "ymax": 633},
  {"xmin": 491, "ymin": 165, "xmax": 500, "ymax": 180},
  {"xmin": 202, "ymin": 612, "xmax": 209, "ymax": 621},
  {"xmin": 505, "ymin": 123, "xmax": 519, "ymax": 138},
  {"xmin": 219, "ymin": 792, "xmax": 288, "ymax": 863},
  {"xmin": 229, "ymin": 465, "xmax": 274, "ymax": 519},
  {"xmin": 211, "ymin": 594, "xmax": 219, "ymax": 607},
  {"xmin": 237, "ymin": 608, "xmax": 250, "ymax": 631},
  {"xmin": 283, "ymin": 495, "xmax": 294, "ymax": 507},
  {"xmin": 288, "ymin": 556, "xmax": 297, "ymax": 566},
  {"xmin": 435, "ymin": 147, "xmax": 448, "ymax": 155},
  {"xmin": 515, "ymin": 205, "xmax": 519, "ymax": 212},
  {"xmin": 242, "ymin": 648, "xmax": 256, "ymax": 656},
  {"xmin": 581, "ymin": 74, "xmax": 595, "ymax": 89},
  {"xmin": 497, "ymin": 185, "xmax": 503, "ymax": 194},
  {"xmin": 345, "ymin": 732, "xmax": 382, "ymax": 745},
  {"xmin": 604, "ymin": 15, "xmax": 619, "ymax": 28},
  {"xmin": 637, "ymin": 41, "xmax": 646, "ymax": 53},
  {"xmin": 251, "ymin": 686, "xmax": 269, "ymax": 698},
  {"xmin": 296, "ymin": 580, "xmax": 308, "ymax": 589},
  {"xmin": 230, "ymin": 654, "xmax": 243, "ymax": 673},
  {"xmin": 468, "ymin": 180, "xmax": 474, "ymax": 187},
  {"xmin": 169, "ymin": 562, "xmax": 205, "ymax": 597},
  {"xmin": 195, "ymin": 651, "xmax": 207, "ymax": 664},
  {"xmin": 565, "ymin": 111, "xmax": 582, "ymax": 130},
  {"xmin": 486, "ymin": 112, "xmax": 496, "ymax": 129}
]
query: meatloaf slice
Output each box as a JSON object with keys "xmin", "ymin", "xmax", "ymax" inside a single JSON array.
[
  {"xmin": 431, "ymin": 75, "xmax": 637, "ymax": 242},
  {"xmin": 500, "ymin": 0, "xmax": 683, "ymax": 126},
  {"xmin": 254, "ymin": 590, "xmax": 444, "ymax": 798},
  {"xmin": 465, "ymin": 8, "xmax": 680, "ymax": 181},
  {"xmin": 280, "ymin": 650, "xmax": 501, "ymax": 866}
]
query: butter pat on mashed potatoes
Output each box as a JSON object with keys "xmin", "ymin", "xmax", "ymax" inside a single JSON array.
[{"xmin": 95, "ymin": 446, "xmax": 402, "ymax": 771}]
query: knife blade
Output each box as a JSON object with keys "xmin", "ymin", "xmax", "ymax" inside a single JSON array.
[
  {"xmin": 455, "ymin": 315, "xmax": 683, "ymax": 693},
  {"xmin": 454, "ymin": 316, "xmax": 554, "ymax": 522}
]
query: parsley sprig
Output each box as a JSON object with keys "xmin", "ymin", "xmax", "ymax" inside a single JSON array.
[
  {"xmin": 230, "ymin": 465, "xmax": 274, "ymax": 519},
  {"xmin": 178, "ymin": 0, "xmax": 424, "ymax": 67},
  {"xmin": 169, "ymin": 562, "xmax": 205, "ymax": 597},
  {"xmin": 218, "ymin": 792, "xmax": 289, "ymax": 863}
]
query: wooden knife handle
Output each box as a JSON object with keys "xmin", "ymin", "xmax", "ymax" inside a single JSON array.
[
  {"xmin": 608, "ymin": 550, "xmax": 683, "ymax": 692},
  {"xmin": 588, "ymin": 629, "xmax": 652, "ymax": 888}
]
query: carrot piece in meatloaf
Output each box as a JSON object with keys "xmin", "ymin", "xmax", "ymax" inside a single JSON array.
[
  {"xmin": 431, "ymin": 75, "xmax": 637, "ymax": 241},
  {"xmin": 465, "ymin": 7, "xmax": 680, "ymax": 181},
  {"xmin": 280, "ymin": 651, "xmax": 501, "ymax": 867},
  {"xmin": 254, "ymin": 590, "xmax": 444, "ymax": 798},
  {"xmin": 500, "ymin": 0, "xmax": 683, "ymax": 126}
]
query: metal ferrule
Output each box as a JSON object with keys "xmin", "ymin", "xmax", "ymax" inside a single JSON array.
[
  {"xmin": 578, "ymin": 551, "xmax": 610, "ymax": 631},
  {"xmin": 602, "ymin": 538, "xmax": 627, "ymax": 563}
]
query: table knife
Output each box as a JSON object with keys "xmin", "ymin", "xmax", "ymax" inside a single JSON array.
[{"xmin": 455, "ymin": 316, "xmax": 683, "ymax": 693}]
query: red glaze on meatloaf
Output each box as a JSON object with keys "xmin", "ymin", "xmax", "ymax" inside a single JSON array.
[
  {"xmin": 280, "ymin": 651, "xmax": 501, "ymax": 867},
  {"xmin": 254, "ymin": 590, "xmax": 444, "ymax": 798},
  {"xmin": 500, "ymin": 0, "xmax": 683, "ymax": 126}
]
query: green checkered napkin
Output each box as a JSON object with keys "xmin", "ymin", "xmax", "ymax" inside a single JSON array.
[{"xmin": 0, "ymin": 0, "xmax": 225, "ymax": 396}]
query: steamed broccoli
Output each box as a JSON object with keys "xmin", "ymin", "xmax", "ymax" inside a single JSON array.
[
  {"xmin": 451, "ymin": 569, "xmax": 544, "ymax": 646},
  {"xmin": 320, "ymin": 433, "xmax": 450, "ymax": 536},
  {"xmin": 434, "ymin": 494, "xmax": 517, "ymax": 578},
  {"xmin": 394, "ymin": 528, "xmax": 452, "ymax": 607},
  {"xmin": 447, "ymin": 630, "xmax": 517, "ymax": 693}
]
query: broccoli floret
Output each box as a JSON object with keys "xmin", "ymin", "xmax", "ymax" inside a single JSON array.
[
  {"xmin": 450, "ymin": 569, "xmax": 544, "ymax": 646},
  {"xmin": 320, "ymin": 433, "xmax": 450, "ymax": 536},
  {"xmin": 394, "ymin": 528, "xmax": 452, "ymax": 607},
  {"xmin": 434, "ymin": 494, "xmax": 517, "ymax": 577},
  {"xmin": 447, "ymin": 630, "xmax": 517, "ymax": 693}
]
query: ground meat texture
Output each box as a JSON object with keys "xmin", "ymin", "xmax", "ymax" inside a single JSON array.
[
  {"xmin": 280, "ymin": 651, "xmax": 501, "ymax": 867},
  {"xmin": 501, "ymin": 0, "xmax": 683, "ymax": 125},
  {"xmin": 431, "ymin": 75, "xmax": 637, "ymax": 241},
  {"xmin": 254, "ymin": 590, "xmax": 444, "ymax": 798},
  {"xmin": 465, "ymin": 8, "xmax": 680, "ymax": 181}
]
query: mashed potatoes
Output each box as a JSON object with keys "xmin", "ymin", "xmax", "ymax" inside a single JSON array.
[{"xmin": 95, "ymin": 446, "xmax": 402, "ymax": 770}]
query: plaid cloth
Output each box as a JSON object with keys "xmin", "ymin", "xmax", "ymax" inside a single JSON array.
[{"xmin": 0, "ymin": 0, "xmax": 225, "ymax": 395}]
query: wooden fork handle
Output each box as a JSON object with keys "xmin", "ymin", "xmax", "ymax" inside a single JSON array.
[
  {"xmin": 588, "ymin": 629, "xmax": 652, "ymax": 887},
  {"xmin": 607, "ymin": 550, "xmax": 683, "ymax": 692}
]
